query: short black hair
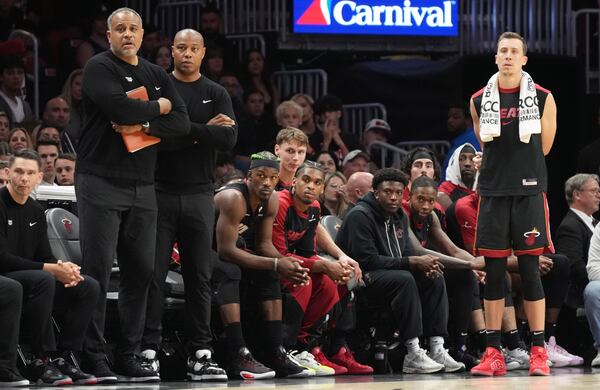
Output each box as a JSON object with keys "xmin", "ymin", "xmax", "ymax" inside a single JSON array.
[
  {"xmin": 294, "ymin": 160, "xmax": 325, "ymax": 178},
  {"xmin": 401, "ymin": 147, "xmax": 441, "ymax": 181},
  {"xmin": 372, "ymin": 168, "xmax": 408, "ymax": 190},
  {"xmin": 56, "ymin": 153, "xmax": 75, "ymax": 162},
  {"xmin": 448, "ymin": 101, "xmax": 469, "ymax": 117},
  {"xmin": 313, "ymin": 94, "xmax": 343, "ymax": 115},
  {"xmin": 35, "ymin": 139, "xmax": 60, "ymax": 151},
  {"xmin": 200, "ymin": 2, "xmax": 221, "ymax": 16},
  {"xmin": 0, "ymin": 55, "xmax": 25, "ymax": 73},
  {"xmin": 9, "ymin": 148, "xmax": 42, "ymax": 170},
  {"xmin": 411, "ymin": 175, "xmax": 438, "ymax": 192}
]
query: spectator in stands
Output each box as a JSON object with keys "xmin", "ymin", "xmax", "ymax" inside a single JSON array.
[
  {"xmin": 150, "ymin": 45, "xmax": 172, "ymax": 72},
  {"xmin": 41, "ymin": 96, "xmax": 70, "ymax": 132},
  {"xmin": 0, "ymin": 142, "xmax": 10, "ymax": 161},
  {"xmin": 361, "ymin": 118, "xmax": 392, "ymax": 170},
  {"xmin": 142, "ymin": 28, "xmax": 236, "ymax": 382},
  {"xmin": 214, "ymin": 151, "xmax": 236, "ymax": 187},
  {"xmin": 36, "ymin": 126, "xmax": 61, "ymax": 146},
  {"xmin": 0, "ymin": 55, "xmax": 34, "ymax": 127},
  {"xmin": 440, "ymin": 102, "xmax": 480, "ymax": 180},
  {"xmin": 341, "ymin": 149, "xmax": 369, "ymax": 180},
  {"xmin": 437, "ymin": 143, "xmax": 477, "ymax": 210},
  {"xmin": 341, "ymin": 171, "xmax": 373, "ymax": 217},
  {"xmin": 213, "ymin": 151, "xmax": 311, "ymax": 379},
  {"xmin": 219, "ymin": 73, "xmax": 244, "ymax": 119},
  {"xmin": 315, "ymin": 150, "xmax": 338, "ymax": 174},
  {"xmin": 202, "ymin": 46, "xmax": 224, "ymax": 81},
  {"xmin": 241, "ymin": 49, "xmax": 278, "ymax": 114},
  {"xmin": 275, "ymin": 100, "xmax": 303, "ymax": 129},
  {"xmin": 140, "ymin": 24, "xmax": 166, "ymax": 59},
  {"xmin": 0, "ymin": 111, "xmax": 9, "ymax": 141},
  {"xmin": 0, "ymin": 274, "xmax": 27, "ymax": 386},
  {"xmin": 54, "ymin": 153, "xmax": 75, "ymax": 186},
  {"xmin": 0, "ymin": 149, "xmax": 99, "ymax": 385},
  {"xmin": 320, "ymin": 171, "xmax": 348, "ymax": 217},
  {"xmin": 76, "ymin": 7, "xmax": 189, "ymax": 383},
  {"xmin": 336, "ymin": 168, "xmax": 458, "ymax": 374},
  {"xmin": 86, "ymin": 8, "xmax": 110, "ymax": 54},
  {"xmin": 198, "ymin": 3, "xmax": 235, "ymax": 68},
  {"xmin": 36, "ymin": 139, "xmax": 59, "ymax": 185},
  {"xmin": 291, "ymin": 93, "xmax": 317, "ymax": 148},
  {"xmin": 61, "ymin": 69, "xmax": 83, "ymax": 148},
  {"xmin": 0, "ymin": 160, "xmax": 8, "ymax": 186},
  {"xmin": 235, "ymin": 90, "xmax": 276, "ymax": 164},
  {"xmin": 7, "ymin": 127, "xmax": 32, "ymax": 153},
  {"xmin": 555, "ymin": 174, "xmax": 600, "ymax": 309},
  {"xmin": 274, "ymin": 127, "xmax": 308, "ymax": 191},
  {"xmin": 313, "ymin": 94, "xmax": 359, "ymax": 161},
  {"xmin": 74, "ymin": 41, "xmax": 95, "ymax": 69},
  {"xmin": 273, "ymin": 161, "xmax": 371, "ymax": 375},
  {"xmin": 584, "ymin": 223, "xmax": 600, "ymax": 366}
]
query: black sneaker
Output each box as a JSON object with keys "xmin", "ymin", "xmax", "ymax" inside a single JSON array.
[
  {"xmin": 23, "ymin": 358, "xmax": 73, "ymax": 386},
  {"xmin": 187, "ymin": 350, "xmax": 228, "ymax": 382},
  {"xmin": 114, "ymin": 354, "xmax": 160, "ymax": 383},
  {"xmin": 230, "ymin": 347, "xmax": 275, "ymax": 380},
  {"xmin": 81, "ymin": 358, "xmax": 117, "ymax": 384},
  {"xmin": 0, "ymin": 367, "xmax": 29, "ymax": 387},
  {"xmin": 140, "ymin": 349, "xmax": 160, "ymax": 375},
  {"xmin": 51, "ymin": 356, "xmax": 97, "ymax": 385},
  {"xmin": 264, "ymin": 346, "xmax": 314, "ymax": 378},
  {"xmin": 450, "ymin": 349, "xmax": 480, "ymax": 370}
]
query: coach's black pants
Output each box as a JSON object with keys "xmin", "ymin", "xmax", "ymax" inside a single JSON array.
[
  {"xmin": 3, "ymin": 270, "xmax": 99, "ymax": 353},
  {"xmin": 143, "ymin": 191, "xmax": 214, "ymax": 354},
  {"xmin": 445, "ymin": 269, "xmax": 478, "ymax": 345},
  {"xmin": 363, "ymin": 269, "xmax": 448, "ymax": 340},
  {"xmin": 76, "ymin": 173, "xmax": 157, "ymax": 360},
  {"xmin": 0, "ymin": 275, "xmax": 22, "ymax": 371}
]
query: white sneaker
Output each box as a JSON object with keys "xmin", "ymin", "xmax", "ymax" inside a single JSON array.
[
  {"xmin": 428, "ymin": 349, "xmax": 465, "ymax": 372},
  {"xmin": 402, "ymin": 348, "xmax": 444, "ymax": 374},
  {"xmin": 547, "ymin": 336, "xmax": 584, "ymax": 366},
  {"xmin": 504, "ymin": 347, "xmax": 529, "ymax": 370},
  {"xmin": 592, "ymin": 350, "xmax": 600, "ymax": 367},
  {"xmin": 285, "ymin": 351, "xmax": 316, "ymax": 378},
  {"xmin": 291, "ymin": 351, "xmax": 335, "ymax": 376},
  {"xmin": 545, "ymin": 339, "xmax": 572, "ymax": 367},
  {"xmin": 140, "ymin": 349, "xmax": 160, "ymax": 375}
]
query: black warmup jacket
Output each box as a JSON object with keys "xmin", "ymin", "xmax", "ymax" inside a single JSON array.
[{"xmin": 335, "ymin": 191, "xmax": 414, "ymax": 272}]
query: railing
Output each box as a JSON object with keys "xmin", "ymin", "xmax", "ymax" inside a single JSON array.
[
  {"xmin": 459, "ymin": 0, "xmax": 573, "ymax": 56},
  {"xmin": 218, "ymin": 0, "xmax": 283, "ymax": 34},
  {"xmin": 342, "ymin": 103, "xmax": 388, "ymax": 138},
  {"xmin": 154, "ymin": 1, "xmax": 207, "ymax": 38},
  {"xmin": 225, "ymin": 33, "xmax": 266, "ymax": 63},
  {"xmin": 8, "ymin": 30, "xmax": 39, "ymax": 118},
  {"xmin": 395, "ymin": 140, "xmax": 451, "ymax": 159},
  {"xmin": 271, "ymin": 69, "xmax": 328, "ymax": 101},
  {"xmin": 573, "ymin": 9, "xmax": 600, "ymax": 94},
  {"xmin": 367, "ymin": 141, "xmax": 408, "ymax": 169}
]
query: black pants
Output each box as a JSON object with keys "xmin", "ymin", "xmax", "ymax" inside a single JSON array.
[
  {"xmin": 445, "ymin": 269, "xmax": 477, "ymax": 345},
  {"xmin": 542, "ymin": 253, "xmax": 570, "ymax": 309},
  {"xmin": 0, "ymin": 275, "xmax": 22, "ymax": 371},
  {"xmin": 4, "ymin": 270, "xmax": 99, "ymax": 353},
  {"xmin": 363, "ymin": 269, "xmax": 448, "ymax": 340},
  {"xmin": 143, "ymin": 191, "xmax": 214, "ymax": 354},
  {"xmin": 76, "ymin": 173, "xmax": 157, "ymax": 359}
]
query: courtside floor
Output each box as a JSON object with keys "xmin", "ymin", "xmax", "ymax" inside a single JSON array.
[{"xmin": 32, "ymin": 367, "xmax": 600, "ymax": 389}]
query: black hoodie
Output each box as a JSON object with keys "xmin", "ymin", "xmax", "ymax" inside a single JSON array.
[{"xmin": 335, "ymin": 191, "xmax": 413, "ymax": 272}]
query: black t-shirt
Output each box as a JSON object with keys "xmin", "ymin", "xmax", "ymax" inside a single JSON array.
[
  {"xmin": 472, "ymin": 84, "xmax": 549, "ymax": 196},
  {"xmin": 78, "ymin": 51, "xmax": 189, "ymax": 183},
  {"xmin": 0, "ymin": 187, "xmax": 55, "ymax": 273},
  {"xmin": 156, "ymin": 75, "xmax": 237, "ymax": 194}
]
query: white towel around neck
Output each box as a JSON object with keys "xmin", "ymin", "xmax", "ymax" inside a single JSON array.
[{"xmin": 479, "ymin": 71, "xmax": 541, "ymax": 144}]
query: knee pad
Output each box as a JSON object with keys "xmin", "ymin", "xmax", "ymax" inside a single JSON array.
[
  {"xmin": 484, "ymin": 257, "xmax": 507, "ymax": 301},
  {"xmin": 518, "ymin": 255, "xmax": 545, "ymax": 301}
]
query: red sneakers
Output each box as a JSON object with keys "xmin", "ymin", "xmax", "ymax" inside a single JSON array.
[
  {"xmin": 328, "ymin": 347, "xmax": 374, "ymax": 375},
  {"xmin": 470, "ymin": 347, "xmax": 507, "ymax": 376},
  {"xmin": 529, "ymin": 346, "xmax": 550, "ymax": 376},
  {"xmin": 311, "ymin": 347, "xmax": 348, "ymax": 375}
]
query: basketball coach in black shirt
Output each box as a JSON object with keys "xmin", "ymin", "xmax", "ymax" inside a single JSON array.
[{"xmin": 76, "ymin": 7, "xmax": 189, "ymax": 383}]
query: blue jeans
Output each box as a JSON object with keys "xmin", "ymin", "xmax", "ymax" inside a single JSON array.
[{"xmin": 584, "ymin": 281, "xmax": 600, "ymax": 349}]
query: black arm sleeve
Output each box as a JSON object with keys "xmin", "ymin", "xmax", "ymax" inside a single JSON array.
[
  {"xmin": 82, "ymin": 60, "xmax": 161, "ymax": 125},
  {"xmin": 147, "ymin": 71, "xmax": 190, "ymax": 138},
  {"xmin": 34, "ymin": 218, "xmax": 56, "ymax": 263},
  {"xmin": 339, "ymin": 211, "xmax": 410, "ymax": 272}
]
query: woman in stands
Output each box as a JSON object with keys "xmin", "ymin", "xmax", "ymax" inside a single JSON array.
[
  {"xmin": 7, "ymin": 127, "xmax": 32, "ymax": 153},
  {"xmin": 315, "ymin": 150, "xmax": 339, "ymax": 175},
  {"xmin": 61, "ymin": 69, "xmax": 83, "ymax": 147},
  {"xmin": 241, "ymin": 48, "xmax": 278, "ymax": 114},
  {"xmin": 150, "ymin": 45, "xmax": 173, "ymax": 72},
  {"xmin": 320, "ymin": 171, "xmax": 348, "ymax": 217}
]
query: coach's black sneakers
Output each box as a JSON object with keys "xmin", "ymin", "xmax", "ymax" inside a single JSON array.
[
  {"xmin": 114, "ymin": 354, "xmax": 160, "ymax": 383},
  {"xmin": 23, "ymin": 358, "xmax": 73, "ymax": 386},
  {"xmin": 187, "ymin": 349, "xmax": 227, "ymax": 382},
  {"xmin": 0, "ymin": 367, "xmax": 29, "ymax": 387},
  {"xmin": 51, "ymin": 355, "xmax": 97, "ymax": 385},
  {"xmin": 229, "ymin": 347, "xmax": 275, "ymax": 380},
  {"xmin": 81, "ymin": 358, "xmax": 118, "ymax": 384}
]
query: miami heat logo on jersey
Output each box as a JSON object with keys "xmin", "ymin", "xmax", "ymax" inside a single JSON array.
[{"xmin": 523, "ymin": 227, "xmax": 540, "ymax": 246}]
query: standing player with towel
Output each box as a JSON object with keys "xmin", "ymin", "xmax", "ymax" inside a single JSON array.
[{"xmin": 469, "ymin": 31, "xmax": 557, "ymax": 377}]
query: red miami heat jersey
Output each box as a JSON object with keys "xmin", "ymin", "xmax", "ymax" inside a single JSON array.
[{"xmin": 472, "ymin": 84, "xmax": 550, "ymax": 196}]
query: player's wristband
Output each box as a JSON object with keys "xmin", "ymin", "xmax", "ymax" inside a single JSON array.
[{"xmin": 273, "ymin": 258, "xmax": 278, "ymax": 271}]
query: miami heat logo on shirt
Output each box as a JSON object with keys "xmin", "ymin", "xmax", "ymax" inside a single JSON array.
[
  {"xmin": 523, "ymin": 227, "xmax": 540, "ymax": 246},
  {"xmin": 62, "ymin": 217, "xmax": 72, "ymax": 234}
]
